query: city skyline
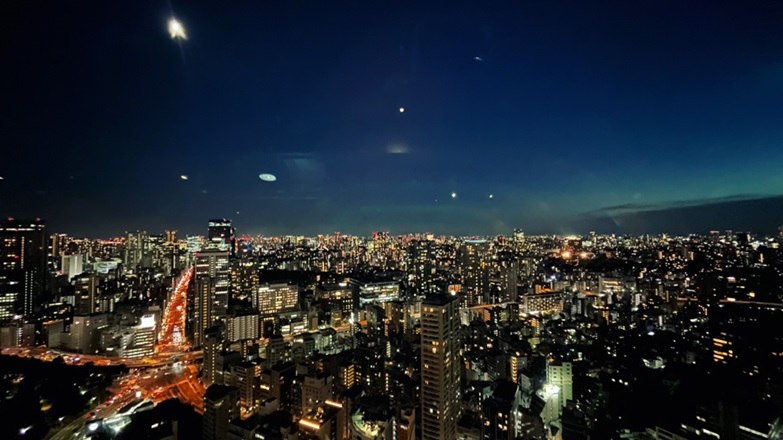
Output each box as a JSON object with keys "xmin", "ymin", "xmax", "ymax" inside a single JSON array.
[
  {"xmin": 3, "ymin": 1, "xmax": 783, "ymax": 237},
  {"xmin": 16, "ymin": 192, "xmax": 783, "ymax": 240}
]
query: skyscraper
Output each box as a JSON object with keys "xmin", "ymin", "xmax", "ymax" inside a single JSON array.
[
  {"xmin": 407, "ymin": 240, "xmax": 437, "ymax": 295},
  {"xmin": 0, "ymin": 218, "xmax": 46, "ymax": 320},
  {"xmin": 73, "ymin": 272, "xmax": 99, "ymax": 315},
  {"xmin": 208, "ymin": 219, "xmax": 235, "ymax": 254},
  {"xmin": 203, "ymin": 327, "xmax": 223, "ymax": 386},
  {"xmin": 190, "ymin": 247, "xmax": 229, "ymax": 347},
  {"xmin": 123, "ymin": 230, "xmax": 148, "ymax": 270},
  {"xmin": 460, "ymin": 239, "xmax": 490, "ymax": 306},
  {"xmin": 420, "ymin": 294, "xmax": 461, "ymax": 440}
]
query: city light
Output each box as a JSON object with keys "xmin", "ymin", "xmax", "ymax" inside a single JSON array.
[{"xmin": 3, "ymin": 4, "xmax": 782, "ymax": 440}]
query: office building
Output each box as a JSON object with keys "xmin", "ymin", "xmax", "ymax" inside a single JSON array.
[
  {"xmin": 420, "ymin": 294, "xmax": 461, "ymax": 440},
  {"xmin": 227, "ymin": 313, "xmax": 260, "ymax": 343},
  {"xmin": 0, "ymin": 218, "xmax": 46, "ymax": 320},
  {"xmin": 460, "ymin": 240, "xmax": 490, "ymax": 306},
  {"xmin": 73, "ymin": 272, "xmax": 99, "ymax": 315},
  {"xmin": 123, "ymin": 315, "xmax": 156, "ymax": 358},
  {"xmin": 407, "ymin": 240, "xmax": 437, "ymax": 295},
  {"xmin": 208, "ymin": 219, "xmax": 235, "ymax": 254},
  {"xmin": 190, "ymin": 247, "xmax": 229, "ymax": 347},
  {"xmin": 204, "ymin": 327, "xmax": 223, "ymax": 387},
  {"xmin": 123, "ymin": 230, "xmax": 148, "ymax": 270},
  {"xmin": 256, "ymin": 283, "xmax": 299, "ymax": 315}
]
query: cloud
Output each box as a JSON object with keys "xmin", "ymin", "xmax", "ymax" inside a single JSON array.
[
  {"xmin": 572, "ymin": 194, "xmax": 783, "ymax": 234},
  {"xmin": 591, "ymin": 194, "xmax": 767, "ymax": 216}
]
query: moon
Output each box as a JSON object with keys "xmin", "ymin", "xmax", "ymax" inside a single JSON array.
[{"xmin": 168, "ymin": 18, "xmax": 187, "ymax": 40}]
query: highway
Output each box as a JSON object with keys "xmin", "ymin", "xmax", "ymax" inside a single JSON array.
[
  {"xmin": 4, "ymin": 268, "xmax": 207, "ymax": 438},
  {"xmin": 1, "ymin": 345, "xmax": 202, "ymax": 369},
  {"xmin": 48, "ymin": 362, "xmax": 204, "ymax": 439},
  {"xmin": 158, "ymin": 267, "xmax": 193, "ymax": 351}
]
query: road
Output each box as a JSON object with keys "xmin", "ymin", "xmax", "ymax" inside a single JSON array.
[
  {"xmin": 158, "ymin": 267, "xmax": 193, "ymax": 351},
  {"xmin": 48, "ymin": 362, "xmax": 204, "ymax": 439},
  {"xmin": 1, "ymin": 345, "xmax": 202, "ymax": 369}
]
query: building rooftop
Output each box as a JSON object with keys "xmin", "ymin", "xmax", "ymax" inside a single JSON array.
[
  {"xmin": 422, "ymin": 294, "xmax": 459, "ymax": 306},
  {"xmin": 204, "ymin": 384, "xmax": 237, "ymax": 401}
]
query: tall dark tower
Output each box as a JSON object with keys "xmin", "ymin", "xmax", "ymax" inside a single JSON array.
[{"xmin": 0, "ymin": 218, "xmax": 46, "ymax": 321}]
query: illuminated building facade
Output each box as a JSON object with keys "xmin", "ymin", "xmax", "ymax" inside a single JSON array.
[
  {"xmin": 358, "ymin": 281, "xmax": 400, "ymax": 306},
  {"xmin": 123, "ymin": 230, "xmax": 148, "ymax": 270},
  {"xmin": 460, "ymin": 240, "xmax": 490, "ymax": 306},
  {"xmin": 191, "ymin": 247, "xmax": 229, "ymax": 347},
  {"xmin": 208, "ymin": 219, "xmax": 235, "ymax": 254},
  {"xmin": 522, "ymin": 291, "xmax": 564, "ymax": 315},
  {"xmin": 0, "ymin": 218, "xmax": 46, "ymax": 320},
  {"xmin": 421, "ymin": 294, "xmax": 461, "ymax": 440},
  {"xmin": 73, "ymin": 272, "xmax": 99, "ymax": 315},
  {"xmin": 255, "ymin": 282, "xmax": 299, "ymax": 315},
  {"xmin": 407, "ymin": 239, "xmax": 437, "ymax": 295}
]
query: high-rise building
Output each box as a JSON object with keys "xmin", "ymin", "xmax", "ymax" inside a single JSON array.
[
  {"xmin": 544, "ymin": 361, "xmax": 573, "ymax": 421},
  {"xmin": 493, "ymin": 256, "xmax": 518, "ymax": 303},
  {"xmin": 73, "ymin": 272, "xmax": 99, "ymax": 315},
  {"xmin": 407, "ymin": 240, "xmax": 436, "ymax": 295},
  {"xmin": 460, "ymin": 240, "xmax": 490, "ymax": 306},
  {"xmin": 420, "ymin": 294, "xmax": 461, "ymax": 440},
  {"xmin": 190, "ymin": 247, "xmax": 229, "ymax": 347},
  {"xmin": 0, "ymin": 218, "xmax": 46, "ymax": 320},
  {"xmin": 61, "ymin": 254, "xmax": 83, "ymax": 281},
  {"xmin": 208, "ymin": 219, "xmax": 235, "ymax": 254},
  {"xmin": 227, "ymin": 313, "xmax": 260, "ymax": 342},
  {"xmin": 230, "ymin": 259, "xmax": 258, "ymax": 302},
  {"xmin": 203, "ymin": 384, "xmax": 239, "ymax": 440},
  {"xmin": 123, "ymin": 230, "xmax": 148, "ymax": 270},
  {"xmin": 203, "ymin": 327, "xmax": 223, "ymax": 387},
  {"xmin": 230, "ymin": 360, "xmax": 262, "ymax": 412},
  {"xmin": 266, "ymin": 334, "xmax": 287, "ymax": 366}
]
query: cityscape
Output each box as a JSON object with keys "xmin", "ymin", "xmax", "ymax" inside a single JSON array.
[
  {"xmin": 3, "ymin": 1, "xmax": 783, "ymax": 440},
  {"xmin": 1, "ymin": 220, "xmax": 782, "ymax": 439}
]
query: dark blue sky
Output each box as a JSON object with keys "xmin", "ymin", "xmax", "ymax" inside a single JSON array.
[{"xmin": 2, "ymin": 1, "xmax": 783, "ymax": 237}]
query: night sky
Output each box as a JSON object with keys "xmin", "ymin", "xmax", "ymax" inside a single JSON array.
[{"xmin": 3, "ymin": 1, "xmax": 783, "ymax": 237}]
